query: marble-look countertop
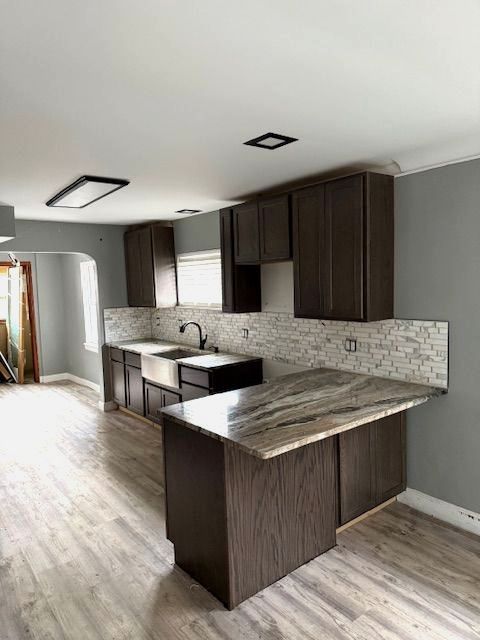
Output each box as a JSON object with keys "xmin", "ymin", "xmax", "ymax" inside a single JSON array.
[
  {"xmin": 107, "ymin": 340, "xmax": 261, "ymax": 370},
  {"xmin": 161, "ymin": 368, "xmax": 444, "ymax": 459}
]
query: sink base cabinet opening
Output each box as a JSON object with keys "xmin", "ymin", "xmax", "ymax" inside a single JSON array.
[{"xmin": 162, "ymin": 410, "xmax": 407, "ymax": 609}]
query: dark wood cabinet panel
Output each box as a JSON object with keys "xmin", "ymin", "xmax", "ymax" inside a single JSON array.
[
  {"xmin": 125, "ymin": 364, "xmax": 144, "ymax": 415},
  {"xmin": 292, "ymin": 185, "xmax": 324, "ymax": 318},
  {"xmin": 339, "ymin": 423, "xmax": 375, "ymax": 524},
  {"xmin": 162, "ymin": 389, "xmax": 181, "ymax": 407},
  {"xmin": 110, "ymin": 348, "xmax": 124, "ymax": 363},
  {"xmin": 180, "ymin": 366, "xmax": 211, "ymax": 389},
  {"xmin": 144, "ymin": 382, "xmax": 163, "ymax": 424},
  {"xmin": 259, "ymin": 195, "xmax": 291, "ymax": 261},
  {"xmin": 124, "ymin": 225, "xmax": 176, "ymax": 308},
  {"xmin": 374, "ymin": 412, "xmax": 406, "ymax": 504},
  {"xmin": 111, "ymin": 360, "xmax": 126, "ymax": 407},
  {"xmin": 292, "ymin": 171, "xmax": 393, "ymax": 321},
  {"xmin": 339, "ymin": 412, "xmax": 406, "ymax": 526},
  {"xmin": 181, "ymin": 382, "xmax": 210, "ymax": 401},
  {"xmin": 152, "ymin": 224, "xmax": 177, "ymax": 308},
  {"xmin": 219, "ymin": 208, "xmax": 261, "ymax": 313},
  {"xmin": 323, "ymin": 175, "xmax": 364, "ymax": 320},
  {"xmin": 233, "ymin": 202, "xmax": 260, "ymax": 264},
  {"xmin": 124, "ymin": 351, "xmax": 141, "ymax": 368}
]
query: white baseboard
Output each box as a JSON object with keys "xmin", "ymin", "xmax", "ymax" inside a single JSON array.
[
  {"xmin": 398, "ymin": 488, "xmax": 480, "ymax": 536},
  {"xmin": 40, "ymin": 373, "xmax": 100, "ymax": 394}
]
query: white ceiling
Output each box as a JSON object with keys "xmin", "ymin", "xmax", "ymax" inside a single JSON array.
[{"xmin": 1, "ymin": 0, "xmax": 479, "ymax": 225}]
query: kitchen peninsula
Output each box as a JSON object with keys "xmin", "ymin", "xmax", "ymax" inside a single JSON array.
[{"xmin": 162, "ymin": 368, "xmax": 444, "ymax": 609}]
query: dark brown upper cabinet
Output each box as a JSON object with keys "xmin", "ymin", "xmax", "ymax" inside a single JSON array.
[
  {"xmin": 233, "ymin": 197, "xmax": 292, "ymax": 265},
  {"xmin": 220, "ymin": 208, "xmax": 261, "ymax": 314},
  {"xmin": 124, "ymin": 224, "xmax": 177, "ymax": 308},
  {"xmin": 292, "ymin": 172, "xmax": 393, "ymax": 321},
  {"xmin": 233, "ymin": 202, "xmax": 260, "ymax": 264},
  {"xmin": 258, "ymin": 194, "xmax": 291, "ymax": 262}
]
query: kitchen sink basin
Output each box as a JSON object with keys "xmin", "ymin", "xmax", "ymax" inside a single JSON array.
[{"xmin": 141, "ymin": 348, "xmax": 206, "ymax": 389}]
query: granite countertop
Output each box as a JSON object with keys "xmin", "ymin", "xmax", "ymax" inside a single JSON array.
[
  {"xmin": 107, "ymin": 339, "xmax": 261, "ymax": 370},
  {"xmin": 161, "ymin": 368, "xmax": 444, "ymax": 459}
]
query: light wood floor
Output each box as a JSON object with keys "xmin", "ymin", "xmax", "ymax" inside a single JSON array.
[{"xmin": 1, "ymin": 382, "xmax": 480, "ymax": 640}]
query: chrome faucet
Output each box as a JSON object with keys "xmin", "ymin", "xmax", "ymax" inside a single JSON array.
[{"xmin": 179, "ymin": 321, "xmax": 208, "ymax": 350}]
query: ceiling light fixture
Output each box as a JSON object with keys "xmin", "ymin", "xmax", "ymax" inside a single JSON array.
[
  {"xmin": 243, "ymin": 132, "xmax": 298, "ymax": 150},
  {"xmin": 46, "ymin": 175, "xmax": 129, "ymax": 208},
  {"xmin": 175, "ymin": 209, "xmax": 202, "ymax": 215}
]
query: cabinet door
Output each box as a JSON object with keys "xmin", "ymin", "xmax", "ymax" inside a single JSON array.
[
  {"xmin": 259, "ymin": 195, "xmax": 291, "ymax": 261},
  {"xmin": 374, "ymin": 413, "xmax": 406, "ymax": 504},
  {"xmin": 124, "ymin": 228, "xmax": 155, "ymax": 307},
  {"xmin": 233, "ymin": 202, "xmax": 260, "ymax": 264},
  {"xmin": 138, "ymin": 227, "xmax": 155, "ymax": 306},
  {"xmin": 292, "ymin": 185, "xmax": 324, "ymax": 318},
  {"xmin": 125, "ymin": 364, "xmax": 144, "ymax": 415},
  {"xmin": 323, "ymin": 175, "xmax": 364, "ymax": 320},
  {"xmin": 152, "ymin": 225, "xmax": 177, "ymax": 308},
  {"xmin": 111, "ymin": 360, "xmax": 126, "ymax": 407},
  {"xmin": 220, "ymin": 208, "xmax": 235, "ymax": 312},
  {"xmin": 162, "ymin": 389, "xmax": 182, "ymax": 407},
  {"xmin": 339, "ymin": 423, "xmax": 376, "ymax": 525},
  {"xmin": 144, "ymin": 382, "xmax": 163, "ymax": 424},
  {"xmin": 124, "ymin": 230, "xmax": 142, "ymax": 307}
]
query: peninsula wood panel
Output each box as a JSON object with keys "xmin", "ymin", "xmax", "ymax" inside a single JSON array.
[
  {"xmin": 163, "ymin": 420, "xmax": 230, "ymax": 603},
  {"xmin": 224, "ymin": 436, "xmax": 337, "ymax": 608}
]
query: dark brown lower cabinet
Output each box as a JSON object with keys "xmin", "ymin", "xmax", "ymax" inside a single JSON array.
[
  {"xmin": 125, "ymin": 365, "xmax": 144, "ymax": 415},
  {"xmin": 338, "ymin": 412, "xmax": 406, "ymax": 525},
  {"xmin": 111, "ymin": 360, "xmax": 126, "ymax": 407},
  {"xmin": 144, "ymin": 382, "xmax": 163, "ymax": 424},
  {"xmin": 163, "ymin": 419, "xmax": 337, "ymax": 609}
]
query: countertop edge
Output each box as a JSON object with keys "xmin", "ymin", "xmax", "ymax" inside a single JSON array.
[{"xmin": 161, "ymin": 391, "xmax": 440, "ymax": 459}]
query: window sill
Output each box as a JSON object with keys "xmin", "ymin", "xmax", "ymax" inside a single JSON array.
[
  {"xmin": 176, "ymin": 304, "xmax": 222, "ymax": 311},
  {"xmin": 84, "ymin": 343, "xmax": 99, "ymax": 353}
]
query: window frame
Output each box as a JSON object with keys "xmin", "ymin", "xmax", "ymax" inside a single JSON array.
[{"xmin": 80, "ymin": 259, "xmax": 100, "ymax": 353}]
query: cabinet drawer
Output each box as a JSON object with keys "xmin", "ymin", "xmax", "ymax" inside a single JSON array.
[
  {"xmin": 180, "ymin": 366, "xmax": 210, "ymax": 389},
  {"xmin": 181, "ymin": 382, "xmax": 210, "ymax": 402},
  {"xmin": 110, "ymin": 347, "xmax": 124, "ymax": 363},
  {"xmin": 124, "ymin": 351, "xmax": 141, "ymax": 368}
]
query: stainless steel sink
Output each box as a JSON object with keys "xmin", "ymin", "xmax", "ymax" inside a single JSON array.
[{"xmin": 141, "ymin": 348, "xmax": 203, "ymax": 389}]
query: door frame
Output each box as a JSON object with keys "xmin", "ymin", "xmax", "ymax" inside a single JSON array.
[{"xmin": 1, "ymin": 261, "xmax": 40, "ymax": 383}]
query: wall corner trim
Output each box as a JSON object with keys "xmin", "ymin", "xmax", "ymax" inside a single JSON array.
[
  {"xmin": 40, "ymin": 373, "xmax": 100, "ymax": 393},
  {"xmin": 398, "ymin": 488, "xmax": 480, "ymax": 537}
]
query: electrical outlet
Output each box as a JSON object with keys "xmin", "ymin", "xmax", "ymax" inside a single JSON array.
[
  {"xmin": 344, "ymin": 338, "xmax": 357, "ymax": 352},
  {"xmin": 242, "ymin": 328, "xmax": 249, "ymax": 339}
]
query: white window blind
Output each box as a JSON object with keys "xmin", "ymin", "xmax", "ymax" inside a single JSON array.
[
  {"xmin": 176, "ymin": 250, "xmax": 222, "ymax": 308},
  {"xmin": 80, "ymin": 260, "xmax": 99, "ymax": 352}
]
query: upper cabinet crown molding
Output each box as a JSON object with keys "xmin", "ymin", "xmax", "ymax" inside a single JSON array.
[{"xmin": 124, "ymin": 224, "xmax": 177, "ymax": 308}]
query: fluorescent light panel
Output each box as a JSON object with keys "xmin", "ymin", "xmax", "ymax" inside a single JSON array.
[{"xmin": 46, "ymin": 175, "xmax": 129, "ymax": 208}]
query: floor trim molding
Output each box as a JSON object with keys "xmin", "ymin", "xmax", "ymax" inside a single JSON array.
[
  {"xmin": 398, "ymin": 488, "xmax": 480, "ymax": 536},
  {"xmin": 40, "ymin": 373, "xmax": 100, "ymax": 393}
]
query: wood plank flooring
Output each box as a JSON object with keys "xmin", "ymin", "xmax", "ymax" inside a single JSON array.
[{"xmin": 1, "ymin": 381, "xmax": 479, "ymax": 640}]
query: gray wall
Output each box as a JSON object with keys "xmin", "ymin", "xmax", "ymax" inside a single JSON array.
[
  {"xmin": 396, "ymin": 159, "xmax": 480, "ymax": 512},
  {"xmin": 173, "ymin": 211, "xmax": 220, "ymax": 254},
  {"xmin": 62, "ymin": 254, "xmax": 100, "ymax": 385},
  {"xmin": 1, "ymin": 220, "xmax": 127, "ymax": 396},
  {"xmin": 0, "ymin": 251, "xmax": 100, "ymax": 384}
]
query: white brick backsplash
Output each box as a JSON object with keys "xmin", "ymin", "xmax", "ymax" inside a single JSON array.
[
  {"xmin": 103, "ymin": 306, "xmax": 448, "ymax": 388},
  {"xmin": 103, "ymin": 307, "xmax": 152, "ymax": 342}
]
